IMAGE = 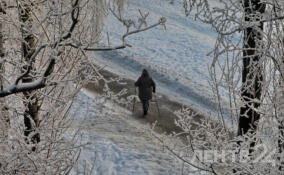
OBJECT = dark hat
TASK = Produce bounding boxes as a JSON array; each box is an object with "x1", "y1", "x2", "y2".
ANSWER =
[{"x1": 141, "y1": 69, "x2": 150, "y2": 77}]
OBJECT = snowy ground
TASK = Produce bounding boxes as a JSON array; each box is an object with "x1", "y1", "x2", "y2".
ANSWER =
[
  {"x1": 90, "y1": 0, "x2": 227, "y2": 117},
  {"x1": 70, "y1": 1, "x2": 231, "y2": 174},
  {"x1": 70, "y1": 90, "x2": 188, "y2": 175}
]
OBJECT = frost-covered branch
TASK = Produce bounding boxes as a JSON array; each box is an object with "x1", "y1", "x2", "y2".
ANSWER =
[
  {"x1": 65, "y1": 42, "x2": 129, "y2": 51},
  {"x1": 65, "y1": 14, "x2": 166, "y2": 51},
  {"x1": 65, "y1": 13, "x2": 166, "y2": 51},
  {"x1": 0, "y1": 58, "x2": 55, "y2": 97},
  {"x1": 110, "y1": 7, "x2": 167, "y2": 45},
  {"x1": 1, "y1": 0, "x2": 80, "y2": 97},
  {"x1": 122, "y1": 17, "x2": 167, "y2": 43}
]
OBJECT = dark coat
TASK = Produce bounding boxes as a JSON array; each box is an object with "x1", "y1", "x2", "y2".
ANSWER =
[{"x1": 135, "y1": 72, "x2": 156, "y2": 101}]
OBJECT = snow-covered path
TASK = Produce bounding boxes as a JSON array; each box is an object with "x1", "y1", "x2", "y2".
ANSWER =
[{"x1": 71, "y1": 90, "x2": 183, "y2": 175}]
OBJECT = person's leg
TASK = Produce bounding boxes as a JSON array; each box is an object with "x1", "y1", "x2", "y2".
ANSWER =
[
  {"x1": 144, "y1": 100, "x2": 149, "y2": 115},
  {"x1": 143, "y1": 100, "x2": 149, "y2": 115},
  {"x1": 142, "y1": 100, "x2": 147, "y2": 116}
]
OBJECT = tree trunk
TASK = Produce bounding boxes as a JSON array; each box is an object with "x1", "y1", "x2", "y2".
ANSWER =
[
  {"x1": 0, "y1": 2, "x2": 5, "y2": 89},
  {"x1": 277, "y1": 58, "x2": 284, "y2": 170},
  {"x1": 238, "y1": 0, "x2": 265, "y2": 143},
  {"x1": 0, "y1": 3, "x2": 9, "y2": 138},
  {"x1": 279, "y1": 125, "x2": 284, "y2": 170},
  {"x1": 19, "y1": 4, "x2": 40, "y2": 147}
]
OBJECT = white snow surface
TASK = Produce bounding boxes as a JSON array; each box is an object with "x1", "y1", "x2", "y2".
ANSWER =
[
  {"x1": 70, "y1": 90, "x2": 190, "y2": 175},
  {"x1": 91, "y1": 0, "x2": 228, "y2": 117},
  {"x1": 70, "y1": 1, "x2": 230, "y2": 174}
]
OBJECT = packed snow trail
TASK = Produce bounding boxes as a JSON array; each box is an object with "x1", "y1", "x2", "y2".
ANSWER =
[
  {"x1": 70, "y1": 90, "x2": 185, "y2": 175},
  {"x1": 91, "y1": 0, "x2": 228, "y2": 117}
]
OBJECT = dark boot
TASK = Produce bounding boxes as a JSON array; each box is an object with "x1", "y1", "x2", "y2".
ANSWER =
[{"x1": 144, "y1": 110, "x2": 147, "y2": 116}]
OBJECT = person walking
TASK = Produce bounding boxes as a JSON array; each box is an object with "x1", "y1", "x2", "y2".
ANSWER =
[{"x1": 135, "y1": 69, "x2": 156, "y2": 116}]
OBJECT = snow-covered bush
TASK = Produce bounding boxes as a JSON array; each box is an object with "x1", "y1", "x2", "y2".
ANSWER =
[{"x1": 154, "y1": 0, "x2": 284, "y2": 174}]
